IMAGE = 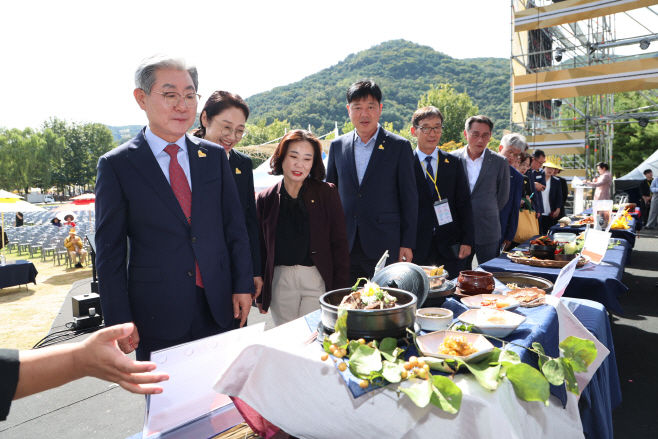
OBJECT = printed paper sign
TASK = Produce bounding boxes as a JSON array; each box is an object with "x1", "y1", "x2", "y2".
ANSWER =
[
  {"x1": 581, "y1": 229, "x2": 611, "y2": 264},
  {"x1": 551, "y1": 256, "x2": 580, "y2": 298}
]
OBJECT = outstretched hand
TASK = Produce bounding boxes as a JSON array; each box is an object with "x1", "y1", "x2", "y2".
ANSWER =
[{"x1": 76, "y1": 323, "x2": 169, "y2": 394}]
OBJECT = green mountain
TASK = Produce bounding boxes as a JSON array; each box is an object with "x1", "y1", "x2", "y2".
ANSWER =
[{"x1": 245, "y1": 40, "x2": 510, "y2": 137}]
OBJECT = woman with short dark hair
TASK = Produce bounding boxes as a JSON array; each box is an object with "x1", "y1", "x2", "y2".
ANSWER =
[
  {"x1": 256, "y1": 130, "x2": 350, "y2": 326},
  {"x1": 584, "y1": 162, "x2": 612, "y2": 200}
]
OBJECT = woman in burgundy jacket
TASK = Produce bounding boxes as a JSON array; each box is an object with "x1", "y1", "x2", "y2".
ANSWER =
[{"x1": 256, "y1": 130, "x2": 350, "y2": 326}]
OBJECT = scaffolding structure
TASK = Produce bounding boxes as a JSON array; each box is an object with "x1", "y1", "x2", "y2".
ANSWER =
[{"x1": 510, "y1": 0, "x2": 658, "y2": 180}]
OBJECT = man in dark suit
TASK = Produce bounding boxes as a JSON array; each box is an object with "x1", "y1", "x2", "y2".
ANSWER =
[
  {"x1": 95, "y1": 55, "x2": 253, "y2": 361},
  {"x1": 527, "y1": 149, "x2": 547, "y2": 216},
  {"x1": 450, "y1": 116, "x2": 510, "y2": 268},
  {"x1": 410, "y1": 106, "x2": 474, "y2": 278},
  {"x1": 326, "y1": 80, "x2": 417, "y2": 283},
  {"x1": 639, "y1": 169, "x2": 653, "y2": 225},
  {"x1": 498, "y1": 133, "x2": 526, "y2": 251}
]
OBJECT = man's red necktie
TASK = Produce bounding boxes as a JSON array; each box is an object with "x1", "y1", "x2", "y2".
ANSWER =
[{"x1": 164, "y1": 144, "x2": 203, "y2": 288}]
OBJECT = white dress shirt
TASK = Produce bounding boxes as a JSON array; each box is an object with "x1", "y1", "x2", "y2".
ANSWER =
[
  {"x1": 542, "y1": 176, "x2": 552, "y2": 216},
  {"x1": 145, "y1": 127, "x2": 193, "y2": 190},
  {"x1": 464, "y1": 147, "x2": 485, "y2": 193},
  {"x1": 415, "y1": 147, "x2": 439, "y2": 180}
]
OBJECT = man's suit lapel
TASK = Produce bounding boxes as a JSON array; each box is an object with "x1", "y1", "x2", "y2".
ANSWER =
[
  {"x1": 472, "y1": 148, "x2": 493, "y2": 193},
  {"x1": 361, "y1": 129, "x2": 386, "y2": 187},
  {"x1": 126, "y1": 130, "x2": 189, "y2": 227},
  {"x1": 187, "y1": 135, "x2": 206, "y2": 226},
  {"x1": 341, "y1": 134, "x2": 359, "y2": 187}
]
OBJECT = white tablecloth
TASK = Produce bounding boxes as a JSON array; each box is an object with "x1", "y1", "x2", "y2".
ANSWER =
[{"x1": 214, "y1": 317, "x2": 588, "y2": 439}]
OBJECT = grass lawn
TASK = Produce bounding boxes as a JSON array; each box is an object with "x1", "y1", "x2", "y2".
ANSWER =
[{"x1": 0, "y1": 247, "x2": 93, "y2": 350}]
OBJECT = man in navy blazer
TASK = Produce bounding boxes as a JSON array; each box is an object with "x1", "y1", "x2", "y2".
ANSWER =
[
  {"x1": 527, "y1": 149, "x2": 547, "y2": 215},
  {"x1": 410, "y1": 106, "x2": 474, "y2": 278},
  {"x1": 326, "y1": 80, "x2": 417, "y2": 283},
  {"x1": 498, "y1": 134, "x2": 527, "y2": 251},
  {"x1": 95, "y1": 55, "x2": 253, "y2": 361}
]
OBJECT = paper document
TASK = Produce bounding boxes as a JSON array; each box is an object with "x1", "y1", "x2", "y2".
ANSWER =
[
  {"x1": 581, "y1": 229, "x2": 611, "y2": 264},
  {"x1": 551, "y1": 256, "x2": 579, "y2": 298}
]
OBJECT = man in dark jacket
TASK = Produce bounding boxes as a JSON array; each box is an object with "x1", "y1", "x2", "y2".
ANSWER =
[
  {"x1": 639, "y1": 169, "x2": 653, "y2": 225},
  {"x1": 410, "y1": 106, "x2": 474, "y2": 278}
]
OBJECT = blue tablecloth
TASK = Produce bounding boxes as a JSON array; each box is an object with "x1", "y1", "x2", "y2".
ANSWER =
[
  {"x1": 550, "y1": 217, "x2": 637, "y2": 248},
  {"x1": 562, "y1": 298, "x2": 621, "y2": 439},
  {"x1": 0, "y1": 260, "x2": 38, "y2": 289},
  {"x1": 480, "y1": 238, "x2": 630, "y2": 314}
]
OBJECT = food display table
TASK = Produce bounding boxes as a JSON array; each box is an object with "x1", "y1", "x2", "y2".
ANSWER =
[
  {"x1": 0, "y1": 260, "x2": 38, "y2": 289},
  {"x1": 479, "y1": 238, "x2": 630, "y2": 314},
  {"x1": 549, "y1": 217, "x2": 637, "y2": 249},
  {"x1": 212, "y1": 293, "x2": 619, "y2": 439}
]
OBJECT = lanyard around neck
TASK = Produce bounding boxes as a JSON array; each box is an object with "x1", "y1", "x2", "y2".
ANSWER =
[{"x1": 420, "y1": 159, "x2": 441, "y2": 200}]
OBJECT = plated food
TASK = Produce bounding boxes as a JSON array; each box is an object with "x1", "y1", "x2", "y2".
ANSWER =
[
  {"x1": 339, "y1": 282, "x2": 399, "y2": 310},
  {"x1": 530, "y1": 236, "x2": 558, "y2": 246},
  {"x1": 457, "y1": 309, "x2": 527, "y2": 338},
  {"x1": 461, "y1": 294, "x2": 520, "y2": 311},
  {"x1": 416, "y1": 330, "x2": 495, "y2": 363},
  {"x1": 438, "y1": 335, "x2": 478, "y2": 357},
  {"x1": 507, "y1": 287, "x2": 546, "y2": 307}
]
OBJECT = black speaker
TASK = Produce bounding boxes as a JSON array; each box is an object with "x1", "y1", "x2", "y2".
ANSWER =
[{"x1": 72, "y1": 292, "x2": 102, "y2": 319}]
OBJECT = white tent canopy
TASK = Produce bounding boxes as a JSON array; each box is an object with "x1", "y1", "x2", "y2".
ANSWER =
[{"x1": 617, "y1": 149, "x2": 658, "y2": 180}]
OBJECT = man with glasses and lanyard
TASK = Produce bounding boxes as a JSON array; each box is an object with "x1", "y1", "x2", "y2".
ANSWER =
[
  {"x1": 451, "y1": 115, "x2": 510, "y2": 268},
  {"x1": 498, "y1": 133, "x2": 527, "y2": 252},
  {"x1": 95, "y1": 55, "x2": 253, "y2": 361},
  {"x1": 410, "y1": 107, "x2": 474, "y2": 279}
]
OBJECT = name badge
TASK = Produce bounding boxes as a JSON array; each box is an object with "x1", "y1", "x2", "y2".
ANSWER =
[
  {"x1": 536, "y1": 175, "x2": 542, "y2": 179},
  {"x1": 433, "y1": 199, "x2": 453, "y2": 226}
]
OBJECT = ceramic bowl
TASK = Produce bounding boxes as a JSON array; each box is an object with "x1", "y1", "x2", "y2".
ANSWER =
[
  {"x1": 552, "y1": 233, "x2": 577, "y2": 243},
  {"x1": 457, "y1": 309, "x2": 526, "y2": 338},
  {"x1": 456, "y1": 270, "x2": 496, "y2": 296},
  {"x1": 415, "y1": 308, "x2": 453, "y2": 332}
]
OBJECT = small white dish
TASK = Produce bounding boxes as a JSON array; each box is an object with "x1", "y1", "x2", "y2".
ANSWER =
[
  {"x1": 553, "y1": 233, "x2": 577, "y2": 243},
  {"x1": 416, "y1": 330, "x2": 495, "y2": 363},
  {"x1": 460, "y1": 294, "x2": 520, "y2": 311},
  {"x1": 457, "y1": 309, "x2": 526, "y2": 338},
  {"x1": 416, "y1": 308, "x2": 453, "y2": 332}
]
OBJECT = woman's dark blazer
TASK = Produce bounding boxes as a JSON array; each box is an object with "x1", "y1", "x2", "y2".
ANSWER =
[
  {"x1": 228, "y1": 149, "x2": 261, "y2": 277},
  {"x1": 256, "y1": 178, "x2": 350, "y2": 311}
]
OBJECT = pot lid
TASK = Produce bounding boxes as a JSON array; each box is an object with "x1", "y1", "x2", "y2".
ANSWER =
[{"x1": 372, "y1": 262, "x2": 429, "y2": 307}]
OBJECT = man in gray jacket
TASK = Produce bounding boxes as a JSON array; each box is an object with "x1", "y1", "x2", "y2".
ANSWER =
[{"x1": 451, "y1": 115, "x2": 510, "y2": 268}]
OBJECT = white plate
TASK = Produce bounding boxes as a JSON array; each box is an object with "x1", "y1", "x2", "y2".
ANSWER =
[
  {"x1": 460, "y1": 294, "x2": 520, "y2": 311},
  {"x1": 457, "y1": 309, "x2": 526, "y2": 338},
  {"x1": 416, "y1": 330, "x2": 495, "y2": 363}
]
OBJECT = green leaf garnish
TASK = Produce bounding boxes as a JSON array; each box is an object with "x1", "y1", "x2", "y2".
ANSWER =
[
  {"x1": 430, "y1": 375, "x2": 463, "y2": 414},
  {"x1": 399, "y1": 378, "x2": 433, "y2": 408},
  {"x1": 559, "y1": 336, "x2": 597, "y2": 373},
  {"x1": 505, "y1": 363, "x2": 550, "y2": 406}
]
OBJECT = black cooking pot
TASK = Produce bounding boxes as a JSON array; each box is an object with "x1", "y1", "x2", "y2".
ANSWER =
[{"x1": 319, "y1": 287, "x2": 417, "y2": 340}]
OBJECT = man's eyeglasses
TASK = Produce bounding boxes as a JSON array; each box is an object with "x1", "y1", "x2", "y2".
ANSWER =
[
  {"x1": 212, "y1": 119, "x2": 249, "y2": 139},
  {"x1": 153, "y1": 91, "x2": 201, "y2": 108},
  {"x1": 468, "y1": 131, "x2": 492, "y2": 141},
  {"x1": 415, "y1": 126, "x2": 444, "y2": 134}
]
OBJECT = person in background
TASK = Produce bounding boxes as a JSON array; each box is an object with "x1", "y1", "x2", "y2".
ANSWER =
[
  {"x1": 410, "y1": 106, "x2": 474, "y2": 279},
  {"x1": 497, "y1": 133, "x2": 526, "y2": 252},
  {"x1": 528, "y1": 149, "x2": 546, "y2": 216},
  {"x1": 51, "y1": 217, "x2": 62, "y2": 228},
  {"x1": 193, "y1": 91, "x2": 262, "y2": 326},
  {"x1": 1, "y1": 323, "x2": 169, "y2": 422},
  {"x1": 518, "y1": 154, "x2": 534, "y2": 204},
  {"x1": 639, "y1": 169, "x2": 653, "y2": 225},
  {"x1": 326, "y1": 80, "x2": 417, "y2": 283},
  {"x1": 257, "y1": 130, "x2": 350, "y2": 326},
  {"x1": 450, "y1": 115, "x2": 510, "y2": 268},
  {"x1": 539, "y1": 162, "x2": 563, "y2": 234},
  {"x1": 62, "y1": 214, "x2": 76, "y2": 227},
  {"x1": 584, "y1": 162, "x2": 612, "y2": 200},
  {"x1": 555, "y1": 168, "x2": 570, "y2": 218},
  {"x1": 14, "y1": 212, "x2": 23, "y2": 227},
  {"x1": 645, "y1": 175, "x2": 658, "y2": 229},
  {"x1": 64, "y1": 228, "x2": 87, "y2": 268}
]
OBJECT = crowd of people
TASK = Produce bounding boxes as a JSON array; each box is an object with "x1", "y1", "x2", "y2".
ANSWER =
[{"x1": 2, "y1": 53, "x2": 646, "y2": 419}]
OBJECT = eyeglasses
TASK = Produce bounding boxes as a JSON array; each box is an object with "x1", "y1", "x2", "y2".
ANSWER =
[
  {"x1": 415, "y1": 126, "x2": 444, "y2": 134},
  {"x1": 211, "y1": 119, "x2": 249, "y2": 139},
  {"x1": 152, "y1": 91, "x2": 201, "y2": 108},
  {"x1": 467, "y1": 131, "x2": 491, "y2": 141}
]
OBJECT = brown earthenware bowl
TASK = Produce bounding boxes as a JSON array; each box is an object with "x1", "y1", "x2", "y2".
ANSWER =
[{"x1": 456, "y1": 270, "x2": 496, "y2": 296}]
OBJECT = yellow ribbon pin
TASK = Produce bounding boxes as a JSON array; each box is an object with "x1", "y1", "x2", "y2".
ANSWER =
[
  {"x1": 445, "y1": 158, "x2": 449, "y2": 163},
  {"x1": 378, "y1": 144, "x2": 384, "y2": 150},
  {"x1": 235, "y1": 168, "x2": 242, "y2": 174},
  {"x1": 198, "y1": 150, "x2": 206, "y2": 157}
]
